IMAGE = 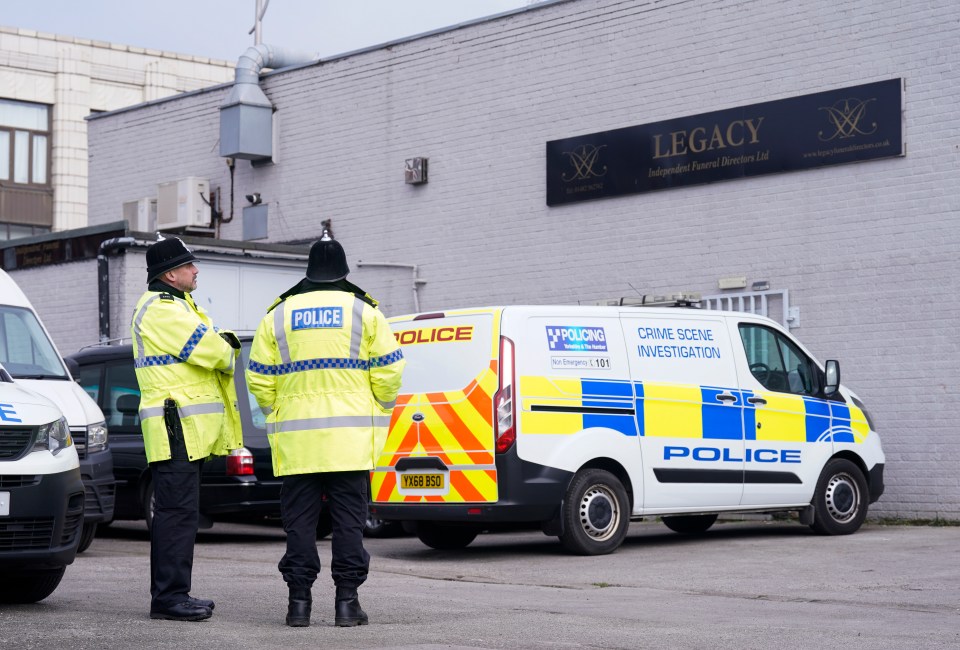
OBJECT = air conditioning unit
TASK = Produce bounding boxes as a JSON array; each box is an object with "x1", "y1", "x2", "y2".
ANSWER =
[
  {"x1": 122, "y1": 197, "x2": 157, "y2": 232},
  {"x1": 157, "y1": 177, "x2": 211, "y2": 230}
]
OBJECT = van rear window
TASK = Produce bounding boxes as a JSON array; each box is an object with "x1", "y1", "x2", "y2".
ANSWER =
[{"x1": 391, "y1": 313, "x2": 494, "y2": 394}]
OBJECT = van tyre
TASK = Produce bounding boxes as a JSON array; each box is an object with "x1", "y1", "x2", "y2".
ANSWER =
[
  {"x1": 559, "y1": 469, "x2": 630, "y2": 556},
  {"x1": 0, "y1": 567, "x2": 66, "y2": 603},
  {"x1": 415, "y1": 522, "x2": 479, "y2": 550},
  {"x1": 662, "y1": 514, "x2": 718, "y2": 535},
  {"x1": 810, "y1": 458, "x2": 868, "y2": 535}
]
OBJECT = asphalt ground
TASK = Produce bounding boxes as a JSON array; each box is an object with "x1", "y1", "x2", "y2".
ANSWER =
[{"x1": 1, "y1": 519, "x2": 958, "y2": 649}]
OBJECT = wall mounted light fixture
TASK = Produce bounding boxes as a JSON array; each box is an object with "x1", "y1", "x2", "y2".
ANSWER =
[{"x1": 404, "y1": 158, "x2": 428, "y2": 185}]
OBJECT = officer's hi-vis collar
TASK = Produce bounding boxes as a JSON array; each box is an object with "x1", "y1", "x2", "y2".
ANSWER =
[
  {"x1": 266, "y1": 278, "x2": 378, "y2": 313},
  {"x1": 148, "y1": 279, "x2": 187, "y2": 300}
]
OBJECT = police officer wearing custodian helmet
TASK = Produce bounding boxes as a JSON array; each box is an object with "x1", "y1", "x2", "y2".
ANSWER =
[
  {"x1": 131, "y1": 237, "x2": 243, "y2": 621},
  {"x1": 246, "y1": 235, "x2": 405, "y2": 627}
]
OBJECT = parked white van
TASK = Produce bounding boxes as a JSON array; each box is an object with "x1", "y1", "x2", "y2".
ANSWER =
[
  {"x1": 0, "y1": 269, "x2": 113, "y2": 552},
  {"x1": 370, "y1": 304, "x2": 885, "y2": 555},
  {"x1": 0, "y1": 361, "x2": 85, "y2": 602}
]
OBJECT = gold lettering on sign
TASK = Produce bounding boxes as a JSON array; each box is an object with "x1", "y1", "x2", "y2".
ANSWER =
[{"x1": 652, "y1": 117, "x2": 765, "y2": 159}]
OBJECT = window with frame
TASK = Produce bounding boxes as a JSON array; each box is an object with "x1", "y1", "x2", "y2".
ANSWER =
[
  {"x1": 738, "y1": 324, "x2": 819, "y2": 396},
  {"x1": 0, "y1": 99, "x2": 51, "y2": 187}
]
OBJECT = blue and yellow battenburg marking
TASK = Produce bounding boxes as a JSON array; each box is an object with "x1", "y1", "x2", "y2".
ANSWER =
[{"x1": 519, "y1": 376, "x2": 871, "y2": 443}]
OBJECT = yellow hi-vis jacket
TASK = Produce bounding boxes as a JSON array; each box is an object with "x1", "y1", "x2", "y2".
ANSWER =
[
  {"x1": 131, "y1": 288, "x2": 242, "y2": 463},
  {"x1": 245, "y1": 289, "x2": 405, "y2": 476}
]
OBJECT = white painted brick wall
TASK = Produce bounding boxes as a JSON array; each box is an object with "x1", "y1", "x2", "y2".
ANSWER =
[
  {"x1": 85, "y1": 0, "x2": 960, "y2": 519},
  {"x1": 8, "y1": 260, "x2": 101, "y2": 356}
]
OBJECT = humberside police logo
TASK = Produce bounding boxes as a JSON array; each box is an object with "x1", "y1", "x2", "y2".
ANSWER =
[{"x1": 546, "y1": 326, "x2": 607, "y2": 352}]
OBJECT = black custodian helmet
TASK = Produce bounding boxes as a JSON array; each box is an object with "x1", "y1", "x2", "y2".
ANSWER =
[
  {"x1": 306, "y1": 237, "x2": 350, "y2": 282},
  {"x1": 145, "y1": 237, "x2": 197, "y2": 282}
]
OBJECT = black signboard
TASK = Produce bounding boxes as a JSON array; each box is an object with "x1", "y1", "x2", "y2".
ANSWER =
[{"x1": 546, "y1": 79, "x2": 903, "y2": 206}]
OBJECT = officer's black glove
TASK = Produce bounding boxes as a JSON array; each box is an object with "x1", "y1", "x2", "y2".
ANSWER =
[{"x1": 219, "y1": 330, "x2": 241, "y2": 350}]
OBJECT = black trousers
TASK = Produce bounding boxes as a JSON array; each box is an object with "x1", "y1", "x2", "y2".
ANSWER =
[
  {"x1": 149, "y1": 426, "x2": 203, "y2": 609},
  {"x1": 278, "y1": 471, "x2": 370, "y2": 590}
]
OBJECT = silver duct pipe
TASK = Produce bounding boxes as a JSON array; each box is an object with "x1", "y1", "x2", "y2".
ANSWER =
[{"x1": 220, "y1": 44, "x2": 318, "y2": 161}]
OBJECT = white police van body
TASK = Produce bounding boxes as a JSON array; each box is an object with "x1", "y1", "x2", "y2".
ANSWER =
[
  {"x1": 0, "y1": 362, "x2": 85, "y2": 602},
  {"x1": 371, "y1": 305, "x2": 884, "y2": 555},
  {"x1": 0, "y1": 269, "x2": 113, "y2": 552}
]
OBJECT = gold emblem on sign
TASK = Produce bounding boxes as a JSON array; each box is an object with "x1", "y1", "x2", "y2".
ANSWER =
[
  {"x1": 562, "y1": 144, "x2": 608, "y2": 182},
  {"x1": 818, "y1": 98, "x2": 878, "y2": 141}
]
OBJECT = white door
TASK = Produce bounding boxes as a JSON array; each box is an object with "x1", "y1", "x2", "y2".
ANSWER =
[{"x1": 620, "y1": 313, "x2": 745, "y2": 510}]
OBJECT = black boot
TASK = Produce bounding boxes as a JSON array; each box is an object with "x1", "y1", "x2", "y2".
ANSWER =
[
  {"x1": 286, "y1": 587, "x2": 312, "y2": 627},
  {"x1": 334, "y1": 586, "x2": 368, "y2": 627}
]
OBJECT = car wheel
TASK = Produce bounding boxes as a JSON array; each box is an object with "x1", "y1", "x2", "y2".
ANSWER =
[
  {"x1": 810, "y1": 458, "x2": 868, "y2": 535},
  {"x1": 142, "y1": 480, "x2": 155, "y2": 533},
  {"x1": 76, "y1": 522, "x2": 98, "y2": 553},
  {"x1": 364, "y1": 513, "x2": 403, "y2": 538},
  {"x1": 559, "y1": 469, "x2": 630, "y2": 556},
  {"x1": 0, "y1": 567, "x2": 66, "y2": 604},
  {"x1": 662, "y1": 514, "x2": 718, "y2": 535},
  {"x1": 415, "y1": 522, "x2": 479, "y2": 550}
]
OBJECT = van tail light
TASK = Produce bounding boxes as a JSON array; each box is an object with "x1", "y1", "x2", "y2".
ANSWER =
[
  {"x1": 494, "y1": 336, "x2": 516, "y2": 454},
  {"x1": 226, "y1": 447, "x2": 255, "y2": 476}
]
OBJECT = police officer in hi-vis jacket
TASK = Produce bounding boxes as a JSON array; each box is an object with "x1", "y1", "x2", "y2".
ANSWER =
[
  {"x1": 246, "y1": 235, "x2": 404, "y2": 628},
  {"x1": 131, "y1": 237, "x2": 243, "y2": 621}
]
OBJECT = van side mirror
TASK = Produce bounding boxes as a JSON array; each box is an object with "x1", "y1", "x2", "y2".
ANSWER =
[{"x1": 824, "y1": 360, "x2": 840, "y2": 396}]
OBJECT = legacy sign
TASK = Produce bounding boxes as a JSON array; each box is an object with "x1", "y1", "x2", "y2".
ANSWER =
[{"x1": 546, "y1": 79, "x2": 903, "y2": 206}]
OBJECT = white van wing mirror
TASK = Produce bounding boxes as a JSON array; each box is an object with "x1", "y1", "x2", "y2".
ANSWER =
[{"x1": 824, "y1": 360, "x2": 840, "y2": 396}]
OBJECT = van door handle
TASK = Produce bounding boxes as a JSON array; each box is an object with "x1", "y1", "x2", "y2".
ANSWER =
[
  {"x1": 715, "y1": 392, "x2": 738, "y2": 403},
  {"x1": 747, "y1": 396, "x2": 767, "y2": 405}
]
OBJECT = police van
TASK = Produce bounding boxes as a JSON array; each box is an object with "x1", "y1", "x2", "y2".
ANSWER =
[
  {"x1": 370, "y1": 304, "x2": 884, "y2": 555},
  {"x1": 0, "y1": 362, "x2": 85, "y2": 602},
  {"x1": 0, "y1": 269, "x2": 113, "y2": 552}
]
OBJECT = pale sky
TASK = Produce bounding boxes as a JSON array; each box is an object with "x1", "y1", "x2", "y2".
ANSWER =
[{"x1": 2, "y1": 0, "x2": 540, "y2": 62}]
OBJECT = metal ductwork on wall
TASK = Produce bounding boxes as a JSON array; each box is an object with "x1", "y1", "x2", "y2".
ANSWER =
[{"x1": 219, "y1": 44, "x2": 318, "y2": 161}]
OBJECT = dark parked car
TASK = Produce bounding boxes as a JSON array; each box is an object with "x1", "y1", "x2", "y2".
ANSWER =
[
  {"x1": 66, "y1": 338, "x2": 304, "y2": 532},
  {"x1": 66, "y1": 338, "x2": 407, "y2": 537}
]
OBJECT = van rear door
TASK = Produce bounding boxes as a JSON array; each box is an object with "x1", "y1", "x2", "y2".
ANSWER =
[{"x1": 372, "y1": 309, "x2": 500, "y2": 505}]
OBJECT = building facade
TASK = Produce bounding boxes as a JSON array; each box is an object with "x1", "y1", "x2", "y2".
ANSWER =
[
  {"x1": 0, "y1": 26, "x2": 234, "y2": 239},
  {"x1": 13, "y1": 0, "x2": 960, "y2": 519}
]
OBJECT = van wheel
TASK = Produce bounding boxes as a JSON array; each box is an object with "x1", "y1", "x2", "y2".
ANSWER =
[
  {"x1": 559, "y1": 469, "x2": 630, "y2": 556},
  {"x1": 77, "y1": 522, "x2": 98, "y2": 553},
  {"x1": 662, "y1": 514, "x2": 718, "y2": 535},
  {"x1": 415, "y1": 522, "x2": 479, "y2": 550},
  {"x1": 810, "y1": 458, "x2": 868, "y2": 535},
  {"x1": 0, "y1": 567, "x2": 66, "y2": 603}
]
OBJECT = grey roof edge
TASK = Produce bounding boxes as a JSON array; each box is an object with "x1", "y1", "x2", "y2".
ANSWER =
[
  {"x1": 0, "y1": 220, "x2": 309, "y2": 260},
  {"x1": 86, "y1": 0, "x2": 572, "y2": 121}
]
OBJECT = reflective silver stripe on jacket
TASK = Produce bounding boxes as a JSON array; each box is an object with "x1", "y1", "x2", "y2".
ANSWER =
[
  {"x1": 178, "y1": 402, "x2": 225, "y2": 418},
  {"x1": 266, "y1": 415, "x2": 392, "y2": 434},
  {"x1": 274, "y1": 302, "x2": 291, "y2": 364},
  {"x1": 348, "y1": 297, "x2": 364, "y2": 360},
  {"x1": 132, "y1": 292, "x2": 192, "y2": 363},
  {"x1": 139, "y1": 406, "x2": 165, "y2": 420},
  {"x1": 376, "y1": 397, "x2": 396, "y2": 410},
  {"x1": 132, "y1": 294, "x2": 162, "y2": 361}
]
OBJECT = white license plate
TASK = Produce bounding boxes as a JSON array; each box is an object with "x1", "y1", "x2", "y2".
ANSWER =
[{"x1": 0, "y1": 491, "x2": 9, "y2": 516}]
